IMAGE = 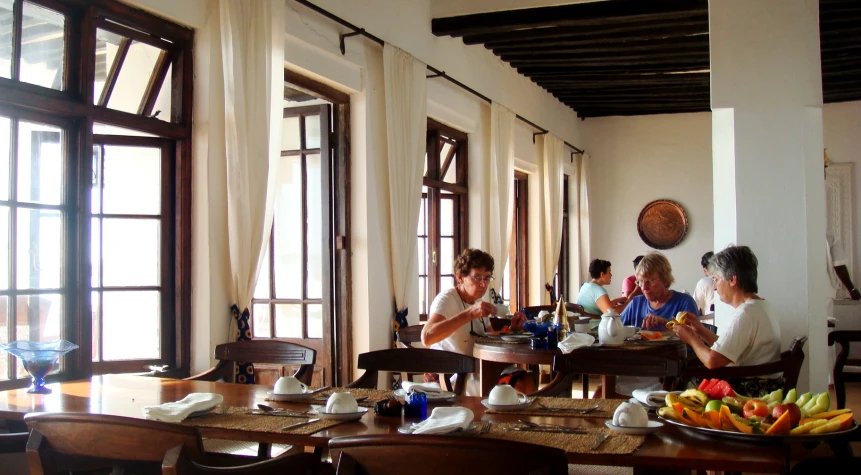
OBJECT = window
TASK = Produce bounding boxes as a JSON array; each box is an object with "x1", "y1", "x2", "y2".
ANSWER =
[
  {"x1": 499, "y1": 171, "x2": 528, "y2": 311},
  {"x1": 554, "y1": 175, "x2": 570, "y2": 301},
  {"x1": 0, "y1": 0, "x2": 192, "y2": 387},
  {"x1": 418, "y1": 119, "x2": 468, "y2": 321}
]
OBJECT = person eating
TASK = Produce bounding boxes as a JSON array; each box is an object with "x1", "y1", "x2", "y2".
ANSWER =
[
  {"x1": 620, "y1": 252, "x2": 698, "y2": 330},
  {"x1": 576, "y1": 259, "x2": 629, "y2": 316}
]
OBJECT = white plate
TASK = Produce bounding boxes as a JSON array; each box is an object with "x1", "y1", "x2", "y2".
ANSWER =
[
  {"x1": 393, "y1": 388, "x2": 456, "y2": 401},
  {"x1": 398, "y1": 421, "x2": 479, "y2": 435},
  {"x1": 310, "y1": 405, "x2": 369, "y2": 421},
  {"x1": 481, "y1": 398, "x2": 533, "y2": 412},
  {"x1": 604, "y1": 420, "x2": 663, "y2": 435},
  {"x1": 266, "y1": 391, "x2": 314, "y2": 402}
]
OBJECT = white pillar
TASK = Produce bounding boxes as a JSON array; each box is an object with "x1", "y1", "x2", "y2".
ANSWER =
[{"x1": 710, "y1": 0, "x2": 828, "y2": 393}]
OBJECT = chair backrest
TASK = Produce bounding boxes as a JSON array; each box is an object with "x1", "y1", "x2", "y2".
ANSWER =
[
  {"x1": 329, "y1": 434, "x2": 567, "y2": 475},
  {"x1": 552, "y1": 346, "x2": 685, "y2": 378},
  {"x1": 679, "y1": 335, "x2": 808, "y2": 393},
  {"x1": 396, "y1": 325, "x2": 424, "y2": 348},
  {"x1": 186, "y1": 340, "x2": 317, "y2": 384},
  {"x1": 0, "y1": 431, "x2": 28, "y2": 454},
  {"x1": 346, "y1": 349, "x2": 476, "y2": 395},
  {"x1": 827, "y1": 330, "x2": 861, "y2": 410},
  {"x1": 25, "y1": 413, "x2": 203, "y2": 475},
  {"x1": 162, "y1": 444, "x2": 325, "y2": 475}
]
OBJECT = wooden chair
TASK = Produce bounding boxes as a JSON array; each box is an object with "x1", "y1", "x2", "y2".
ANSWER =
[
  {"x1": 829, "y1": 331, "x2": 861, "y2": 410},
  {"x1": 0, "y1": 431, "x2": 29, "y2": 475},
  {"x1": 345, "y1": 349, "x2": 475, "y2": 395},
  {"x1": 186, "y1": 339, "x2": 316, "y2": 385},
  {"x1": 396, "y1": 325, "x2": 424, "y2": 347},
  {"x1": 329, "y1": 434, "x2": 567, "y2": 475},
  {"x1": 677, "y1": 335, "x2": 808, "y2": 394},
  {"x1": 162, "y1": 445, "x2": 327, "y2": 475}
]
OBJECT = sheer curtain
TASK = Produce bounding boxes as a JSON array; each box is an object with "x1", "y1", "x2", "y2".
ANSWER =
[
  {"x1": 489, "y1": 102, "x2": 515, "y2": 281},
  {"x1": 217, "y1": 0, "x2": 284, "y2": 381},
  {"x1": 541, "y1": 134, "x2": 565, "y2": 303},
  {"x1": 578, "y1": 154, "x2": 592, "y2": 286},
  {"x1": 383, "y1": 44, "x2": 427, "y2": 338}
]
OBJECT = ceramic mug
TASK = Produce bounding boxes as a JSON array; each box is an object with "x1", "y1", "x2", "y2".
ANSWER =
[
  {"x1": 488, "y1": 384, "x2": 526, "y2": 405},
  {"x1": 274, "y1": 376, "x2": 309, "y2": 395},
  {"x1": 573, "y1": 318, "x2": 591, "y2": 333},
  {"x1": 623, "y1": 326, "x2": 639, "y2": 338},
  {"x1": 326, "y1": 392, "x2": 358, "y2": 414}
]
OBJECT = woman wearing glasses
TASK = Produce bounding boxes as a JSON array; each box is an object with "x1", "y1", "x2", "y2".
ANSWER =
[
  {"x1": 421, "y1": 248, "x2": 527, "y2": 395},
  {"x1": 620, "y1": 252, "x2": 699, "y2": 330}
]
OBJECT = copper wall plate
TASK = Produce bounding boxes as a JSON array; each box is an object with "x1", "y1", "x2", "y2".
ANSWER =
[{"x1": 637, "y1": 200, "x2": 688, "y2": 250}]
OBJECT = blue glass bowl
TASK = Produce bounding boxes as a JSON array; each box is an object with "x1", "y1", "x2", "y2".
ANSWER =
[{"x1": 0, "y1": 340, "x2": 79, "y2": 394}]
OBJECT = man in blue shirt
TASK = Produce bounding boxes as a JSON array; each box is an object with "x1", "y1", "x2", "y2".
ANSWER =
[{"x1": 621, "y1": 252, "x2": 699, "y2": 329}]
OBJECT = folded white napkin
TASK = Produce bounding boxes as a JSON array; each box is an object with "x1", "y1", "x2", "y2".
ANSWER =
[
  {"x1": 402, "y1": 381, "x2": 443, "y2": 394},
  {"x1": 411, "y1": 407, "x2": 474, "y2": 435},
  {"x1": 557, "y1": 332, "x2": 595, "y2": 354},
  {"x1": 143, "y1": 392, "x2": 223, "y2": 423},
  {"x1": 631, "y1": 389, "x2": 674, "y2": 407}
]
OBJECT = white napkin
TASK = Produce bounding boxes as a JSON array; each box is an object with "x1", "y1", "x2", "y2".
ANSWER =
[
  {"x1": 143, "y1": 392, "x2": 223, "y2": 423},
  {"x1": 411, "y1": 407, "x2": 474, "y2": 435},
  {"x1": 632, "y1": 389, "x2": 675, "y2": 407},
  {"x1": 402, "y1": 381, "x2": 443, "y2": 394},
  {"x1": 557, "y1": 332, "x2": 595, "y2": 354}
]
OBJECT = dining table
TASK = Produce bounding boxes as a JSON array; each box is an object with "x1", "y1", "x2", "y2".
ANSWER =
[{"x1": 0, "y1": 374, "x2": 798, "y2": 474}]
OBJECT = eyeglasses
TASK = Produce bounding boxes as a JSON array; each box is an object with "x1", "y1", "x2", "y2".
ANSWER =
[
  {"x1": 635, "y1": 278, "x2": 661, "y2": 288},
  {"x1": 711, "y1": 275, "x2": 725, "y2": 285},
  {"x1": 466, "y1": 274, "x2": 495, "y2": 284}
]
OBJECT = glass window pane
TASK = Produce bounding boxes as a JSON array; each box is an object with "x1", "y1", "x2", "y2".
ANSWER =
[
  {"x1": 17, "y1": 122, "x2": 62, "y2": 205},
  {"x1": 252, "y1": 303, "x2": 270, "y2": 338},
  {"x1": 417, "y1": 196, "x2": 426, "y2": 235},
  {"x1": 102, "y1": 290, "x2": 160, "y2": 360},
  {"x1": 101, "y1": 145, "x2": 161, "y2": 215},
  {"x1": 281, "y1": 116, "x2": 300, "y2": 151},
  {"x1": 17, "y1": 207, "x2": 62, "y2": 290},
  {"x1": 107, "y1": 41, "x2": 161, "y2": 114},
  {"x1": 418, "y1": 276, "x2": 426, "y2": 315},
  {"x1": 307, "y1": 304, "x2": 322, "y2": 339},
  {"x1": 102, "y1": 218, "x2": 159, "y2": 286},
  {"x1": 152, "y1": 64, "x2": 172, "y2": 121},
  {"x1": 440, "y1": 238, "x2": 453, "y2": 275},
  {"x1": 0, "y1": 207, "x2": 7, "y2": 289},
  {"x1": 423, "y1": 152, "x2": 427, "y2": 177},
  {"x1": 91, "y1": 291, "x2": 100, "y2": 361},
  {"x1": 274, "y1": 303, "x2": 301, "y2": 338},
  {"x1": 304, "y1": 115, "x2": 321, "y2": 149},
  {"x1": 306, "y1": 154, "x2": 321, "y2": 299},
  {"x1": 443, "y1": 154, "x2": 457, "y2": 183},
  {"x1": 441, "y1": 276, "x2": 454, "y2": 293},
  {"x1": 93, "y1": 122, "x2": 156, "y2": 137},
  {"x1": 0, "y1": 0, "x2": 11, "y2": 80},
  {"x1": 91, "y1": 145, "x2": 101, "y2": 213},
  {"x1": 0, "y1": 116, "x2": 9, "y2": 200},
  {"x1": 441, "y1": 198, "x2": 453, "y2": 236},
  {"x1": 416, "y1": 238, "x2": 425, "y2": 275},
  {"x1": 20, "y1": 2, "x2": 65, "y2": 90},
  {"x1": 274, "y1": 155, "x2": 302, "y2": 299},
  {"x1": 0, "y1": 296, "x2": 7, "y2": 380},
  {"x1": 14, "y1": 294, "x2": 60, "y2": 343},
  {"x1": 94, "y1": 28, "x2": 124, "y2": 103},
  {"x1": 253, "y1": 244, "x2": 270, "y2": 299},
  {"x1": 90, "y1": 217, "x2": 100, "y2": 287}
]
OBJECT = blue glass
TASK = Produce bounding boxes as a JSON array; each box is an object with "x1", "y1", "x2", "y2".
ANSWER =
[
  {"x1": 404, "y1": 391, "x2": 428, "y2": 419},
  {"x1": 0, "y1": 340, "x2": 79, "y2": 394},
  {"x1": 546, "y1": 327, "x2": 557, "y2": 348},
  {"x1": 522, "y1": 320, "x2": 552, "y2": 337}
]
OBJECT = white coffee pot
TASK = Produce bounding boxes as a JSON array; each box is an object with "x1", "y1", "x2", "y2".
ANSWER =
[{"x1": 598, "y1": 309, "x2": 624, "y2": 345}]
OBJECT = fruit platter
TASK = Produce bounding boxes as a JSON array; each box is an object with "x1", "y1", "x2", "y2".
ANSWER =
[{"x1": 657, "y1": 379, "x2": 857, "y2": 443}]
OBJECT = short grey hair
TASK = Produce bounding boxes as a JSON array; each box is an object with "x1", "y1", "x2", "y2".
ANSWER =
[
  {"x1": 635, "y1": 252, "x2": 674, "y2": 287},
  {"x1": 708, "y1": 245, "x2": 759, "y2": 293}
]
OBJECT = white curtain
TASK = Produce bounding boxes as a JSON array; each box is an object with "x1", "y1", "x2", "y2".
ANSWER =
[
  {"x1": 383, "y1": 44, "x2": 427, "y2": 334},
  {"x1": 541, "y1": 134, "x2": 565, "y2": 303},
  {"x1": 488, "y1": 102, "x2": 516, "y2": 276},
  {"x1": 578, "y1": 154, "x2": 592, "y2": 286},
  {"x1": 219, "y1": 0, "x2": 284, "y2": 336}
]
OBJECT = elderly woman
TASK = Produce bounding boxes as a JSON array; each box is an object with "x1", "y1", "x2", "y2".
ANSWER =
[
  {"x1": 421, "y1": 248, "x2": 527, "y2": 395},
  {"x1": 576, "y1": 259, "x2": 628, "y2": 315},
  {"x1": 673, "y1": 246, "x2": 781, "y2": 372},
  {"x1": 620, "y1": 252, "x2": 698, "y2": 330}
]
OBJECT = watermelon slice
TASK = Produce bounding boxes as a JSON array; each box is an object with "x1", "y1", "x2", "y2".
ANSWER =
[{"x1": 714, "y1": 380, "x2": 736, "y2": 398}]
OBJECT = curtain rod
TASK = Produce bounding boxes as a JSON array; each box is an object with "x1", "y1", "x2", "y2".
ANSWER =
[{"x1": 292, "y1": 0, "x2": 586, "y2": 156}]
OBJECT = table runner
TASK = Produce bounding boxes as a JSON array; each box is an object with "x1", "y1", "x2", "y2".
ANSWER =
[
  {"x1": 264, "y1": 387, "x2": 393, "y2": 407},
  {"x1": 485, "y1": 397, "x2": 626, "y2": 418},
  {"x1": 482, "y1": 422, "x2": 645, "y2": 455},
  {"x1": 182, "y1": 406, "x2": 347, "y2": 435}
]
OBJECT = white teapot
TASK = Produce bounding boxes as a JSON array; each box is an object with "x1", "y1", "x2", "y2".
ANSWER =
[
  {"x1": 613, "y1": 401, "x2": 649, "y2": 427},
  {"x1": 598, "y1": 309, "x2": 624, "y2": 345}
]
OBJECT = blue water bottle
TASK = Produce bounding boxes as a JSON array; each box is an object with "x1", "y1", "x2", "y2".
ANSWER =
[{"x1": 404, "y1": 391, "x2": 428, "y2": 419}]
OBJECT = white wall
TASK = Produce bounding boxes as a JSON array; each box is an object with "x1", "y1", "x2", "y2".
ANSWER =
[{"x1": 580, "y1": 112, "x2": 714, "y2": 299}]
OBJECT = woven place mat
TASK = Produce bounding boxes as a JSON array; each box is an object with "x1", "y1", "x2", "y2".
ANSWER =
[
  {"x1": 265, "y1": 387, "x2": 392, "y2": 407},
  {"x1": 482, "y1": 422, "x2": 645, "y2": 455},
  {"x1": 485, "y1": 397, "x2": 626, "y2": 418},
  {"x1": 181, "y1": 406, "x2": 345, "y2": 435}
]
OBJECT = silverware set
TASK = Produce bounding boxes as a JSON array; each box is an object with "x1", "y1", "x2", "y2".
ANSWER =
[
  {"x1": 505, "y1": 420, "x2": 586, "y2": 434},
  {"x1": 281, "y1": 418, "x2": 321, "y2": 431},
  {"x1": 590, "y1": 433, "x2": 610, "y2": 450}
]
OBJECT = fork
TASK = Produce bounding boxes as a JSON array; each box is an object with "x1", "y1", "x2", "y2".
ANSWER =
[
  {"x1": 474, "y1": 421, "x2": 491, "y2": 436},
  {"x1": 218, "y1": 404, "x2": 231, "y2": 415}
]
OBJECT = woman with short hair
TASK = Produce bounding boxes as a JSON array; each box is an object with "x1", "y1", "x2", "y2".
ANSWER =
[
  {"x1": 620, "y1": 252, "x2": 698, "y2": 329},
  {"x1": 576, "y1": 259, "x2": 627, "y2": 315}
]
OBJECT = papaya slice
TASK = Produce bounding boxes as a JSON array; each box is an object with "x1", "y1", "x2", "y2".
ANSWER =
[
  {"x1": 765, "y1": 409, "x2": 791, "y2": 435},
  {"x1": 719, "y1": 405, "x2": 737, "y2": 432},
  {"x1": 681, "y1": 407, "x2": 706, "y2": 427},
  {"x1": 702, "y1": 410, "x2": 721, "y2": 430},
  {"x1": 729, "y1": 413, "x2": 755, "y2": 434},
  {"x1": 829, "y1": 413, "x2": 855, "y2": 431}
]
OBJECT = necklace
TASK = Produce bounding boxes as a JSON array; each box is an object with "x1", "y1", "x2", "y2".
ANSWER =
[{"x1": 457, "y1": 285, "x2": 486, "y2": 336}]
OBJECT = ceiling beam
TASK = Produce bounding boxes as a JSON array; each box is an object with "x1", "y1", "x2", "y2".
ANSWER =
[
  {"x1": 502, "y1": 48, "x2": 708, "y2": 62},
  {"x1": 432, "y1": 0, "x2": 708, "y2": 38},
  {"x1": 466, "y1": 19, "x2": 708, "y2": 46},
  {"x1": 530, "y1": 72, "x2": 709, "y2": 87},
  {"x1": 520, "y1": 64, "x2": 710, "y2": 76},
  {"x1": 494, "y1": 35, "x2": 709, "y2": 57},
  {"x1": 508, "y1": 55, "x2": 709, "y2": 68},
  {"x1": 576, "y1": 106, "x2": 710, "y2": 118}
]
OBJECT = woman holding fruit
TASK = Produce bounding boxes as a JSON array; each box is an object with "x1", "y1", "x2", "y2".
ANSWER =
[{"x1": 673, "y1": 245, "x2": 783, "y2": 394}]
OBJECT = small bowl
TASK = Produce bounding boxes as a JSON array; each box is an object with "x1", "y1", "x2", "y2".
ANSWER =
[{"x1": 489, "y1": 316, "x2": 512, "y2": 331}]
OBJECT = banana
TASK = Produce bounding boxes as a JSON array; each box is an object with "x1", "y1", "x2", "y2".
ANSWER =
[
  {"x1": 680, "y1": 389, "x2": 709, "y2": 406},
  {"x1": 668, "y1": 393, "x2": 705, "y2": 412},
  {"x1": 665, "y1": 311, "x2": 694, "y2": 329},
  {"x1": 658, "y1": 406, "x2": 679, "y2": 421}
]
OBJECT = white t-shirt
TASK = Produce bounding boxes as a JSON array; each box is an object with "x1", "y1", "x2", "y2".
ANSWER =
[
  {"x1": 711, "y1": 299, "x2": 781, "y2": 367},
  {"x1": 693, "y1": 276, "x2": 715, "y2": 316},
  {"x1": 428, "y1": 288, "x2": 488, "y2": 395}
]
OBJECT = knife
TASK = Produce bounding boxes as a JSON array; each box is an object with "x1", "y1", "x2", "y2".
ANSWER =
[
  {"x1": 281, "y1": 418, "x2": 320, "y2": 431},
  {"x1": 590, "y1": 433, "x2": 610, "y2": 450},
  {"x1": 505, "y1": 427, "x2": 586, "y2": 434}
]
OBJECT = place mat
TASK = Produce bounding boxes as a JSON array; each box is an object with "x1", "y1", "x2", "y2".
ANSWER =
[
  {"x1": 181, "y1": 406, "x2": 345, "y2": 435},
  {"x1": 265, "y1": 387, "x2": 393, "y2": 407},
  {"x1": 485, "y1": 397, "x2": 626, "y2": 418},
  {"x1": 483, "y1": 422, "x2": 645, "y2": 455}
]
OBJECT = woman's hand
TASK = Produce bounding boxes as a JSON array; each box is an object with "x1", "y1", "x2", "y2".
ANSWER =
[
  {"x1": 610, "y1": 297, "x2": 627, "y2": 306},
  {"x1": 673, "y1": 322, "x2": 697, "y2": 345},
  {"x1": 510, "y1": 311, "x2": 527, "y2": 331},
  {"x1": 642, "y1": 314, "x2": 668, "y2": 330},
  {"x1": 468, "y1": 301, "x2": 495, "y2": 320}
]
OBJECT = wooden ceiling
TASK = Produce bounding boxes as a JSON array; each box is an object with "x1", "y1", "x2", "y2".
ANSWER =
[{"x1": 432, "y1": 0, "x2": 861, "y2": 118}]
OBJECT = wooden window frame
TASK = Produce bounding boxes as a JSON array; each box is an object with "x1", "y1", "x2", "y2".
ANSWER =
[{"x1": 507, "y1": 171, "x2": 529, "y2": 312}]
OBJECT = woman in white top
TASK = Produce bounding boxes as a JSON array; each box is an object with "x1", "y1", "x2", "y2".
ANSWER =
[{"x1": 673, "y1": 245, "x2": 782, "y2": 383}]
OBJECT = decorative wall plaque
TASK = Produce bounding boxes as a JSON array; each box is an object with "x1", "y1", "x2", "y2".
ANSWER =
[{"x1": 637, "y1": 200, "x2": 689, "y2": 250}]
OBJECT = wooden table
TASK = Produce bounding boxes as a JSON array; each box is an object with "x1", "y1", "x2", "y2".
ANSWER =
[
  {"x1": 0, "y1": 374, "x2": 791, "y2": 474},
  {"x1": 473, "y1": 340, "x2": 688, "y2": 398}
]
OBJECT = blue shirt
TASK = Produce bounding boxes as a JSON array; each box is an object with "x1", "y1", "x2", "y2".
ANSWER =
[
  {"x1": 576, "y1": 282, "x2": 608, "y2": 315},
  {"x1": 621, "y1": 291, "x2": 699, "y2": 329}
]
